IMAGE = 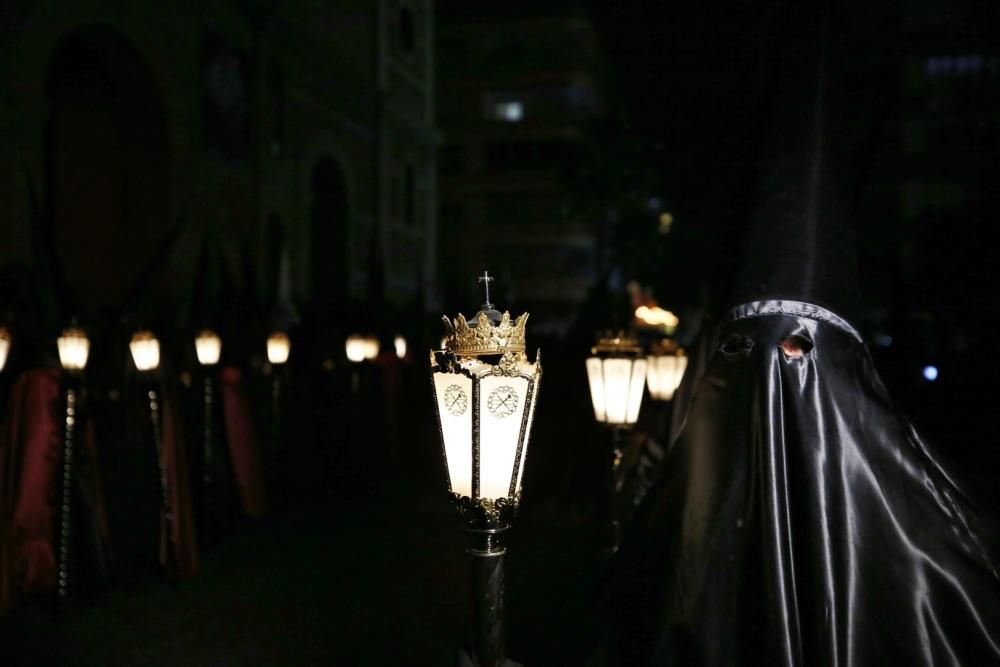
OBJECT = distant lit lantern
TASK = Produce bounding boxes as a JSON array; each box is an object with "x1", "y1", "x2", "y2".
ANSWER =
[
  {"x1": 57, "y1": 327, "x2": 90, "y2": 371},
  {"x1": 394, "y1": 335, "x2": 407, "y2": 360},
  {"x1": 0, "y1": 327, "x2": 10, "y2": 373},
  {"x1": 586, "y1": 332, "x2": 647, "y2": 554},
  {"x1": 130, "y1": 329, "x2": 172, "y2": 568},
  {"x1": 430, "y1": 271, "x2": 541, "y2": 666},
  {"x1": 267, "y1": 332, "x2": 291, "y2": 365},
  {"x1": 345, "y1": 334, "x2": 379, "y2": 363},
  {"x1": 634, "y1": 305, "x2": 679, "y2": 336},
  {"x1": 195, "y1": 330, "x2": 222, "y2": 366},
  {"x1": 646, "y1": 339, "x2": 688, "y2": 401},
  {"x1": 586, "y1": 334, "x2": 647, "y2": 427},
  {"x1": 129, "y1": 331, "x2": 161, "y2": 372}
]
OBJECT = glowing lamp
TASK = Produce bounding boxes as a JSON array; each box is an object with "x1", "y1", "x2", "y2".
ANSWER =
[
  {"x1": 346, "y1": 335, "x2": 379, "y2": 363},
  {"x1": 129, "y1": 331, "x2": 161, "y2": 372},
  {"x1": 646, "y1": 340, "x2": 688, "y2": 401},
  {"x1": 195, "y1": 330, "x2": 222, "y2": 366},
  {"x1": 586, "y1": 334, "x2": 647, "y2": 427},
  {"x1": 430, "y1": 271, "x2": 542, "y2": 667},
  {"x1": 57, "y1": 327, "x2": 90, "y2": 371},
  {"x1": 394, "y1": 335, "x2": 407, "y2": 360},
  {"x1": 267, "y1": 332, "x2": 291, "y2": 365}
]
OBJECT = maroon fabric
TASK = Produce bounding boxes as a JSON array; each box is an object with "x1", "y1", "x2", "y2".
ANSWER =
[
  {"x1": 161, "y1": 387, "x2": 199, "y2": 577},
  {"x1": 2, "y1": 370, "x2": 61, "y2": 603},
  {"x1": 220, "y1": 368, "x2": 266, "y2": 518}
]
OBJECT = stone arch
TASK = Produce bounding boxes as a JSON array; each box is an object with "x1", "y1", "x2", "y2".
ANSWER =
[{"x1": 44, "y1": 25, "x2": 170, "y2": 312}]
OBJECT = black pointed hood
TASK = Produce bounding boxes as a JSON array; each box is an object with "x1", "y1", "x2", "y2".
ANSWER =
[{"x1": 730, "y1": 4, "x2": 862, "y2": 323}]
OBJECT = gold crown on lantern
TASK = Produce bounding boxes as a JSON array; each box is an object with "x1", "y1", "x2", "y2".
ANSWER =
[
  {"x1": 441, "y1": 270, "x2": 529, "y2": 357},
  {"x1": 442, "y1": 310, "x2": 529, "y2": 357}
]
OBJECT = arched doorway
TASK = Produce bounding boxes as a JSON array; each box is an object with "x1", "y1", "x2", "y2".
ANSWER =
[
  {"x1": 45, "y1": 26, "x2": 170, "y2": 314},
  {"x1": 309, "y1": 155, "x2": 349, "y2": 317}
]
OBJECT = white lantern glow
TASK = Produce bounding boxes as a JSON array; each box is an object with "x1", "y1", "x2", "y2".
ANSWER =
[
  {"x1": 346, "y1": 335, "x2": 379, "y2": 363},
  {"x1": 0, "y1": 327, "x2": 10, "y2": 373},
  {"x1": 57, "y1": 327, "x2": 90, "y2": 371},
  {"x1": 267, "y1": 332, "x2": 291, "y2": 365},
  {"x1": 586, "y1": 335, "x2": 647, "y2": 427},
  {"x1": 647, "y1": 342, "x2": 688, "y2": 401},
  {"x1": 195, "y1": 330, "x2": 222, "y2": 366},
  {"x1": 432, "y1": 310, "x2": 540, "y2": 504},
  {"x1": 129, "y1": 331, "x2": 161, "y2": 372},
  {"x1": 394, "y1": 335, "x2": 407, "y2": 360}
]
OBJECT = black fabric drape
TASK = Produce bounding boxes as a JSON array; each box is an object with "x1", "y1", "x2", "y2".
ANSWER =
[{"x1": 608, "y1": 301, "x2": 1000, "y2": 665}]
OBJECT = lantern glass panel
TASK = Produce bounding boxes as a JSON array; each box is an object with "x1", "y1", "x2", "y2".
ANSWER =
[
  {"x1": 0, "y1": 330, "x2": 10, "y2": 372},
  {"x1": 433, "y1": 370, "x2": 474, "y2": 497},
  {"x1": 585, "y1": 357, "x2": 606, "y2": 422},
  {"x1": 478, "y1": 374, "x2": 530, "y2": 499},
  {"x1": 602, "y1": 358, "x2": 634, "y2": 424},
  {"x1": 513, "y1": 360, "x2": 540, "y2": 493},
  {"x1": 626, "y1": 358, "x2": 648, "y2": 423}
]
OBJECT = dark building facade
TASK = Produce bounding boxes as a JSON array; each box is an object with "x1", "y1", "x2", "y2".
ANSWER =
[
  {"x1": 436, "y1": 10, "x2": 604, "y2": 334},
  {"x1": 0, "y1": 0, "x2": 438, "y2": 325}
]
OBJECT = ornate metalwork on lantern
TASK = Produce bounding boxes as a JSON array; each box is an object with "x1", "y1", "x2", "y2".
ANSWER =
[
  {"x1": 430, "y1": 276, "x2": 541, "y2": 528},
  {"x1": 441, "y1": 310, "x2": 528, "y2": 357}
]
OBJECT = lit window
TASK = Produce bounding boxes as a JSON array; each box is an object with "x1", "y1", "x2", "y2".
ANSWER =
[{"x1": 494, "y1": 101, "x2": 523, "y2": 122}]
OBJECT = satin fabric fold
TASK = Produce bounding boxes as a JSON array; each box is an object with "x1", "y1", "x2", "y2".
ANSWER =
[{"x1": 610, "y1": 301, "x2": 1000, "y2": 665}]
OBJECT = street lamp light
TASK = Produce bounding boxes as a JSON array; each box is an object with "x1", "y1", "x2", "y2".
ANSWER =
[
  {"x1": 129, "y1": 330, "x2": 174, "y2": 572},
  {"x1": 646, "y1": 339, "x2": 687, "y2": 401},
  {"x1": 585, "y1": 332, "x2": 647, "y2": 553},
  {"x1": 431, "y1": 271, "x2": 541, "y2": 667},
  {"x1": 56, "y1": 325, "x2": 90, "y2": 598}
]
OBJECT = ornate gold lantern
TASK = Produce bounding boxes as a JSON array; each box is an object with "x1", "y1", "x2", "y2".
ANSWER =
[{"x1": 430, "y1": 272, "x2": 541, "y2": 666}]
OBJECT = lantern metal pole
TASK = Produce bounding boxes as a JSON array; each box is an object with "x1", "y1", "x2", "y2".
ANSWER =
[
  {"x1": 202, "y1": 371, "x2": 216, "y2": 537},
  {"x1": 147, "y1": 385, "x2": 174, "y2": 572},
  {"x1": 464, "y1": 524, "x2": 509, "y2": 667},
  {"x1": 606, "y1": 426, "x2": 633, "y2": 555},
  {"x1": 57, "y1": 384, "x2": 77, "y2": 599}
]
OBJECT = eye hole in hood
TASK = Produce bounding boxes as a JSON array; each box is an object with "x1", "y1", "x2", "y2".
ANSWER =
[{"x1": 780, "y1": 334, "x2": 813, "y2": 359}]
